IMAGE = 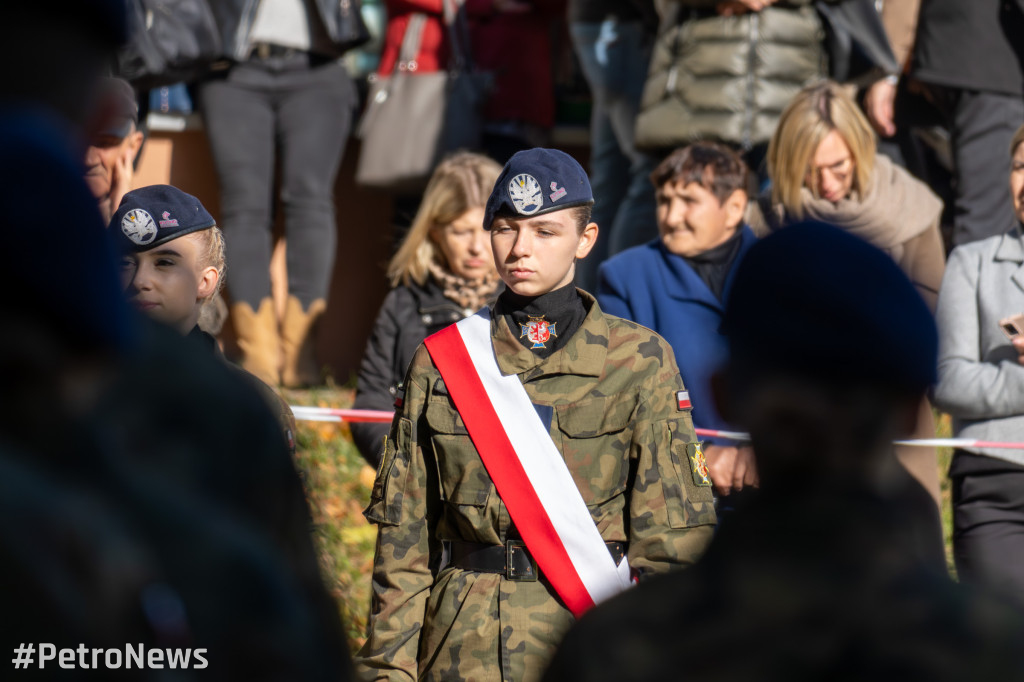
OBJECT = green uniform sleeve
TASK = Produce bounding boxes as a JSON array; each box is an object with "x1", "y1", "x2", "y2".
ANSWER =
[
  {"x1": 627, "y1": 349, "x2": 716, "y2": 576},
  {"x1": 355, "y1": 348, "x2": 439, "y2": 681}
]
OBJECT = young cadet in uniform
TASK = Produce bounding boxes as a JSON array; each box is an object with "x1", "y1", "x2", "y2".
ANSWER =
[
  {"x1": 111, "y1": 185, "x2": 297, "y2": 454},
  {"x1": 356, "y1": 148, "x2": 716, "y2": 682}
]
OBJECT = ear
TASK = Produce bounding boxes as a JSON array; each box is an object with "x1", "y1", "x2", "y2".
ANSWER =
[
  {"x1": 196, "y1": 266, "x2": 219, "y2": 301},
  {"x1": 575, "y1": 222, "x2": 599, "y2": 260},
  {"x1": 125, "y1": 130, "x2": 144, "y2": 163},
  {"x1": 723, "y1": 189, "x2": 747, "y2": 231}
]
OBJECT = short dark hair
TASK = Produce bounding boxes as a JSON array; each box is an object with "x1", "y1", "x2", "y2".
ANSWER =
[
  {"x1": 651, "y1": 142, "x2": 749, "y2": 204},
  {"x1": 571, "y1": 204, "x2": 593, "y2": 234}
]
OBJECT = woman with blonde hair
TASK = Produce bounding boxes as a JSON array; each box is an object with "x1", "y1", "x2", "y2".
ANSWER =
[
  {"x1": 352, "y1": 152, "x2": 502, "y2": 466},
  {"x1": 761, "y1": 79, "x2": 947, "y2": 513}
]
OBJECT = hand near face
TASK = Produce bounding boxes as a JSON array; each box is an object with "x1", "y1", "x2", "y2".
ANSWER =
[
  {"x1": 110, "y1": 148, "x2": 135, "y2": 218},
  {"x1": 864, "y1": 79, "x2": 897, "y2": 138},
  {"x1": 1014, "y1": 336, "x2": 1024, "y2": 366},
  {"x1": 703, "y1": 444, "x2": 758, "y2": 497}
]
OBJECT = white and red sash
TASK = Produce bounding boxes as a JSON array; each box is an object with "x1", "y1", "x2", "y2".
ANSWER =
[{"x1": 424, "y1": 309, "x2": 631, "y2": 617}]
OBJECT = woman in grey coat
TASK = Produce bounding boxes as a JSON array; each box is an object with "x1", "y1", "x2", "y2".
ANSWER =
[{"x1": 934, "y1": 124, "x2": 1024, "y2": 603}]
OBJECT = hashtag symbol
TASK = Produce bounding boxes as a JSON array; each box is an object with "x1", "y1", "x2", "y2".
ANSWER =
[{"x1": 12, "y1": 643, "x2": 34, "y2": 669}]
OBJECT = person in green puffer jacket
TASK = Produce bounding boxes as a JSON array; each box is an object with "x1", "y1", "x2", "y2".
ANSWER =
[{"x1": 636, "y1": 0, "x2": 830, "y2": 179}]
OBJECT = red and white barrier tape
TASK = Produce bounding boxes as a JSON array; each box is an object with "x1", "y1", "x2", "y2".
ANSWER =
[{"x1": 289, "y1": 406, "x2": 1024, "y2": 450}]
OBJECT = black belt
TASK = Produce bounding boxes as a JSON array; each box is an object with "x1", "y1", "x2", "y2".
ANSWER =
[{"x1": 448, "y1": 540, "x2": 627, "y2": 582}]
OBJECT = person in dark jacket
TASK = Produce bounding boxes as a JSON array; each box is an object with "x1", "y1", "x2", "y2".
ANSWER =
[
  {"x1": 569, "y1": 0, "x2": 660, "y2": 292},
  {"x1": 201, "y1": 0, "x2": 366, "y2": 388},
  {"x1": 911, "y1": 0, "x2": 1024, "y2": 247},
  {"x1": 597, "y1": 142, "x2": 757, "y2": 500},
  {"x1": 352, "y1": 152, "x2": 502, "y2": 466}
]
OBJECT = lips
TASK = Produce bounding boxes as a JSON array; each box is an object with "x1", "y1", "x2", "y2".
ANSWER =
[{"x1": 132, "y1": 299, "x2": 159, "y2": 311}]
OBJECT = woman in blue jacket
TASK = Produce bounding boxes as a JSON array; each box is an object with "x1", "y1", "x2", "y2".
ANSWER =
[{"x1": 598, "y1": 142, "x2": 757, "y2": 499}]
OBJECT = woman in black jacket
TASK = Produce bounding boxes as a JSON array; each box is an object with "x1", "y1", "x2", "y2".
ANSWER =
[{"x1": 352, "y1": 152, "x2": 502, "y2": 465}]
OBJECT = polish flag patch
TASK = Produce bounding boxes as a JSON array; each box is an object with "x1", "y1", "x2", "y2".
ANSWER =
[{"x1": 676, "y1": 390, "x2": 692, "y2": 411}]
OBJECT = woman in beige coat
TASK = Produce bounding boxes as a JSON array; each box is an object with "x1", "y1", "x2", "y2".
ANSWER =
[{"x1": 760, "y1": 80, "x2": 946, "y2": 509}]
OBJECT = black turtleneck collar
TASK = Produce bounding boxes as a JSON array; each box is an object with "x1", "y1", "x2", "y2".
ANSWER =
[
  {"x1": 681, "y1": 228, "x2": 744, "y2": 301},
  {"x1": 496, "y1": 282, "x2": 586, "y2": 358}
]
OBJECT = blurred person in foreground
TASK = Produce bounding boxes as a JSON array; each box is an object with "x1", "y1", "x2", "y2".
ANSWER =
[
  {"x1": 355, "y1": 148, "x2": 715, "y2": 682},
  {"x1": 351, "y1": 152, "x2": 502, "y2": 468},
  {"x1": 761, "y1": 79, "x2": 945, "y2": 511},
  {"x1": 543, "y1": 223, "x2": 1024, "y2": 682},
  {"x1": 598, "y1": 142, "x2": 758, "y2": 503},
  {"x1": 933, "y1": 124, "x2": 1024, "y2": 604},
  {"x1": 0, "y1": 4, "x2": 353, "y2": 674},
  {"x1": 85, "y1": 77, "x2": 144, "y2": 224}
]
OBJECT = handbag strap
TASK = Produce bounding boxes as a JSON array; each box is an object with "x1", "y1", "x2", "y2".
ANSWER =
[
  {"x1": 395, "y1": 13, "x2": 428, "y2": 74},
  {"x1": 441, "y1": 0, "x2": 474, "y2": 74}
]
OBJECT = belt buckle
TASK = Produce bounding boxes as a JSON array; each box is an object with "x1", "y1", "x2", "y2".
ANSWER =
[{"x1": 505, "y1": 540, "x2": 537, "y2": 582}]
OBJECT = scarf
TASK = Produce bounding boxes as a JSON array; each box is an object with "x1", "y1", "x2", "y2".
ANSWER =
[
  {"x1": 428, "y1": 259, "x2": 499, "y2": 313},
  {"x1": 795, "y1": 154, "x2": 942, "y2": 260}
]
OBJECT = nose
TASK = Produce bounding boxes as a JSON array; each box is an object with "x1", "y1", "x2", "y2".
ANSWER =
[
  {"x1": 469, "y1": 229, "x2": 486, "y2": 255},
  {"x1": 665, "y1": 197, "x2": 686, "y2": 227},
  {"x1": 128, "y1": 261, "x2": 153, "y2": 292},
  {"x1": 84, "y1": 146, "x2": 101, "y2": 168},
  {"x1": 509, "y1": 228, "x2": 532, "y2": 259}
]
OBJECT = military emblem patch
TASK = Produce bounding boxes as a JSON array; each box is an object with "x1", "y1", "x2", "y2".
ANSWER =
[
  {"x1": 121, "y1": 208, "x2": 157, "y2": 246},
  {"x1": 508, "y1": 173, "x2": 543, "y2": 215},
  {"x1": 688, "y1": 442, "x2": 712, "y2": 487},
  {"x1": 549, "y1": 181, "x2": 567, "y2": 202},
  {"x1": 159, "y1": 211, "x2": 179, "y2": 228},
  {"x1": 520, "y1": 316, "x2": 557, "y2": 349}
]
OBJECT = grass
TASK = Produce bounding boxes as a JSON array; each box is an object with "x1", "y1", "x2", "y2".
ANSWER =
[
  {"x1": 284, "y1": 387, "x2": 961, "y2": 652},
  {"x1": 282, "y1": 385, "x2": 378, "y2": 652}
]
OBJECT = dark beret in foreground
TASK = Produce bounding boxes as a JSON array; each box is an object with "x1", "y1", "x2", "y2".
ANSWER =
[
  {"x1": 110, "y1": 185, "x2": 216, "y2": 253},
  {"x1": 483, "y1": 148, "x2": 594, "y2": 230},
  {"x1": 722, "y1": 221, "x2": 938, "y2": 392}
]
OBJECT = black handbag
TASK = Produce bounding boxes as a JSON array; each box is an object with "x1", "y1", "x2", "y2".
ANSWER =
[
  {"x1": 816, "y1": 0, "x2": 899, "y2": 86},
  {"x1": 117, "y1": 0, "x2": 222, "y2": 89}
]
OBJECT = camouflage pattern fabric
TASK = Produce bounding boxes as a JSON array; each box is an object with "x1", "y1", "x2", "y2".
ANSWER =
[{"x1": 355, "y1": 293, "x2": 716, "y2": 682}]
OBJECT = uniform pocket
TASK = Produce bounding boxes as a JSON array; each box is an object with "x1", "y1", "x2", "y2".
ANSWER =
[
  {"x1": 425, "y1": 398, "x2": 491, "y2": 508},
  {"x1": 364, "y1": 417, "x2": 413, "y2": 526},
  {"x1": 556, "y1": 395, "x2": 634, "y2": 505}
]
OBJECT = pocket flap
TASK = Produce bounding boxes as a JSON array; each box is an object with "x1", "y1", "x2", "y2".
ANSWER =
[
  {"x1": 425, "y1": 398, "x2": 468, "y2": 435},
  {"x1": 557, "y1": 395, "x2": 633, "y2": 437}
]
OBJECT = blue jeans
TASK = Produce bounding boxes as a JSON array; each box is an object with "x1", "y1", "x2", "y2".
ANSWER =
[{"x1": 570, "y1": 20, "x2": 658, "y2": 293}]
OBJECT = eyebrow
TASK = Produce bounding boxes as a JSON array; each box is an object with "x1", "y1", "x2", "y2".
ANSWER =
[{"x1": 150, "y1": 248, "x2": 182, "y2": 257}]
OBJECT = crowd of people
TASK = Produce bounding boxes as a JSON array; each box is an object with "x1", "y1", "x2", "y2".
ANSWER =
[{"x1": 5, "y1": 0, "x2": 1024, "y2": 679}]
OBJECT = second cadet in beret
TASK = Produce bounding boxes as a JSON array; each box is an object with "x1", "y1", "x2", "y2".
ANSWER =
[
  {"x1": 111, "y1": 183, "x2": 298, "y2": 455},
  {"x1": 355, "y1": 149, "x2": 716, "y2": 682}
]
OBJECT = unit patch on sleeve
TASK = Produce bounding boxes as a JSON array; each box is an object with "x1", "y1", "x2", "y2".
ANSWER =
[{"x1": 687, "y1": 442, "x2": 712, "y2": 487}]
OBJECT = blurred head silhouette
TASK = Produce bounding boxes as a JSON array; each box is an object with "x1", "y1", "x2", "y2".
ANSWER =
[{"x1": 714, "y1": 221, "x2": 937, "y2": 492}]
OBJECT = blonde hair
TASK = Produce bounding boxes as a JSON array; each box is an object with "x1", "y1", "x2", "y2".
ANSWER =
[
  {"x1": 193, "y1": 225, "x2": 226, "y2": 301},
  {"x1": 387, "y1": 152, "x2": 502, "y2": 287},
  {"x1": 767, "y1": 81, "x2": 876, "y2": 218}
]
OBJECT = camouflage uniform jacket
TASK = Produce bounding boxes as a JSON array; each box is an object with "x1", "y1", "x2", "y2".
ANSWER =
[{"x1": 356, "y1": 293, "x2": 716, "y2": 682}]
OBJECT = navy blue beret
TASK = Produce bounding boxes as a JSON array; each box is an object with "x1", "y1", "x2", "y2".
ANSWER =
[
  {"x1": 110, "y1": 185, "x2": 216, "y2": 253},
  {"x1": 483, "y1": 148, "x2": 594, "y2": 230},
  {"x1": 722, "y1": 221, "x2": 938, "y2": 393}
]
